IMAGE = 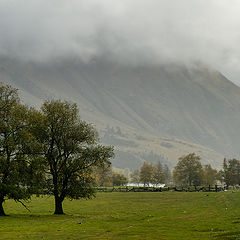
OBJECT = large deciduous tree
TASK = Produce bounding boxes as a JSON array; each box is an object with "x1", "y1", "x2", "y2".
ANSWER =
[
  {"x1": 173, "y1": 153, "x2": 203, "y2": 186},
  {"x1": 0, "y1": 83, "x2": 39, "y2": 216},
  {"x1": 30, "y1": 100, "x2": 114, "y2": 214}
]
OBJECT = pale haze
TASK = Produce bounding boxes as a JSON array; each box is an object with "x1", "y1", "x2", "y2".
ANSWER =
[
  {"x1": 0, "y1": 0, "x2": 240, "y2": 84},
  {"x1": 2, "y1": 0, "x2": 240, "y2": 169}
]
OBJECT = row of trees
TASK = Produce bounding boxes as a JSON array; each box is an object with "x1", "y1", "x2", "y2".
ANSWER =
[
  {"x1": 0, "y1": 83, "x2": 114, "y2": 216},
  {"x1": 172, "y1": 153, "x2": 240, "y2": 187},
  {"x1": 92, "y1": 153, "x2": 240, "y2": 189},
  {"x1": 94, "y1": 164, "x2": 128, "y2": 186},
  {"x1": 129, "y1": 153, "x2": 233, "y2": 187},
  {"x1": 130, "y1": 161, "x2": 171, "y2": 186}
]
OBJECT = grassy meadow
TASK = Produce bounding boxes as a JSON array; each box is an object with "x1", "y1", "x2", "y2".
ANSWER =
[{"x1": 1, "y1": 191, "x2": 240, "y2": 239}]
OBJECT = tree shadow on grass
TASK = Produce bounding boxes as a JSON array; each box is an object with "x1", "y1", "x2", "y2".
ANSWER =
[{"x1": 0, "y1": 213, "x2": 88, "y2": 219}]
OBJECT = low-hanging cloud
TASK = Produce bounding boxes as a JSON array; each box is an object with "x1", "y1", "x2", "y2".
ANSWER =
[{"x1": 0, "y1": 0, "x2": 240, "y2": 83}]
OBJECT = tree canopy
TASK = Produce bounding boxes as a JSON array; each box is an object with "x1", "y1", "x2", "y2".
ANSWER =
[
  {"x1": 173, "y1": 153, "x2": 203, "y2": 186},
  {"x1": 0, "y1": 84, "x2": 41, "y2": 216},
  {"x1": 223, "y1": 158, "x2": 240, "y2": 186},
  {"x1": 0, "y1": 83, "x2": 114, "y2": 216},
  {"x1": 140, "y1": 161, "x2": 155, "y2": 186},
  {"x1": 152, "y1": 161, "x2": 165, "y2": 185},
  {"x1": 202, "y1": 164, "x2": 217, "y2": 186},
  {"x1": 29, "y1": 100, "x2": 114, "y2": 214}
]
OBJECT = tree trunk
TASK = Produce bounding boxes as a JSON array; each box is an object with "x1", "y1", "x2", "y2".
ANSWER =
[
  {"x1": 54, "y1": 196, "x2": 64, "y2": 215},
  {"x1": 0, "y1": 198, "x2": 6, "y2": 216}
]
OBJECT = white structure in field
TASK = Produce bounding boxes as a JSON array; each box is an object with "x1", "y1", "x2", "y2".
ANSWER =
[{"x1": 127, "y1": 183, "x2": 165, "y2": 187}]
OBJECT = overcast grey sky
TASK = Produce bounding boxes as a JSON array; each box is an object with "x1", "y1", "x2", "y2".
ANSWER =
[{"x1": 0, "y1": 0, "x2": 240, "y2": 84}]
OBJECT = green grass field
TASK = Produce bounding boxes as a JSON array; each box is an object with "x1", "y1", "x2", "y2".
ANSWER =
[{"x1": 1, "y1": 191, "x2": 240, "y2": 239}]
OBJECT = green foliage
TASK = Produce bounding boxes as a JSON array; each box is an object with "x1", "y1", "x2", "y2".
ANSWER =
[
  {"x1": 223, "y1": 158, "x2": 240, "y2": 186},
  {"x1": 29, "y1": 99, "x2": 114, "y2": 214},
  {"x1": 152, "y1": 160, "x2": 165, "y2": 185},
  {"x1": 163, "y1": 164, "x2": 171, "y2": 184},
  {"x1": 140, "y1": 161, "x2": 155, "y2": 186},
  {"x1": 93, "y1": 165, "x2": 128, "y2": 187},
  {"x1": 93, "y1": 162, "x2": 113, "y2": 187},
  {"x1": 202, "y1": 164, "x2": 217, "y2": 186},
  {"x1": 132, "y1": 160, "x2": 168, "y2": 186},
  {"x1": 0, "y1": 83, "x2": 42, "y2": 216},
  {"x1": 173, "y1": 153, "x2": 203, "y2": 186},
  {"x1": 112, "y1": 172, "x2": 128, "y2": 186}
]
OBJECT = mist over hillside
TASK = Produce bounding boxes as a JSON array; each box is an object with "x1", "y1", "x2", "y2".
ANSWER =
[{"x1": 1, "y1": 57, "x2": 239, "y2": 169}]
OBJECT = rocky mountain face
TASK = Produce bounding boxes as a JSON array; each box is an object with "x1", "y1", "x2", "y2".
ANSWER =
[{"x1": 1, "y1": 57, "x2": 239, "y2": 169}]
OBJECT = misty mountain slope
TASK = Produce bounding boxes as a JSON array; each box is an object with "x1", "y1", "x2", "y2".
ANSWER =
[{"x1": 1, "y1": 57, "x2": 239, "y2": 168}]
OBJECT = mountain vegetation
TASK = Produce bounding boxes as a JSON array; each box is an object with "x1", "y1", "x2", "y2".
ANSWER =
[{"x1": 1, "y1": 57, "x2": 240, "y2": 168}]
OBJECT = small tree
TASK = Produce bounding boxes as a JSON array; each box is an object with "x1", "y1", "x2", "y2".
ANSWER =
[
  {"x1": 202, "y1": 164, "x2": 217, "y2": 186},
  {"x1": 112, "y1": 172, "x2": 128, "y2": 186},
  {"x1": 173, "y1": 153, "x2": 203, "y2": 186},
  {"x1": 163, "y1": 164, "x2": 171, "y2": 184},
  {"x1": 93, "y1": 162, "x2": 113, "y2": 187},
  {"x1": 140, "y1": 161, "x2": 154, "y2": 186},
  {"x1": 216, "y1": 170, "x2": 225, "y2": 184},
  {"x1": 223, "y1": 158, "x2": 231, "y2": 186},
  {"x1": 223, "y1": 158, "x2": 240, "y2": 186},
  {"x1": 130, "y1": 169, "x2": 140, "y2": 185},
  {"x1": 30, "y1": 100, "x2": 114, "y2": 214},
  {"x1": 152, "y1": 161, "x2": 165, "y2": 185}
]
